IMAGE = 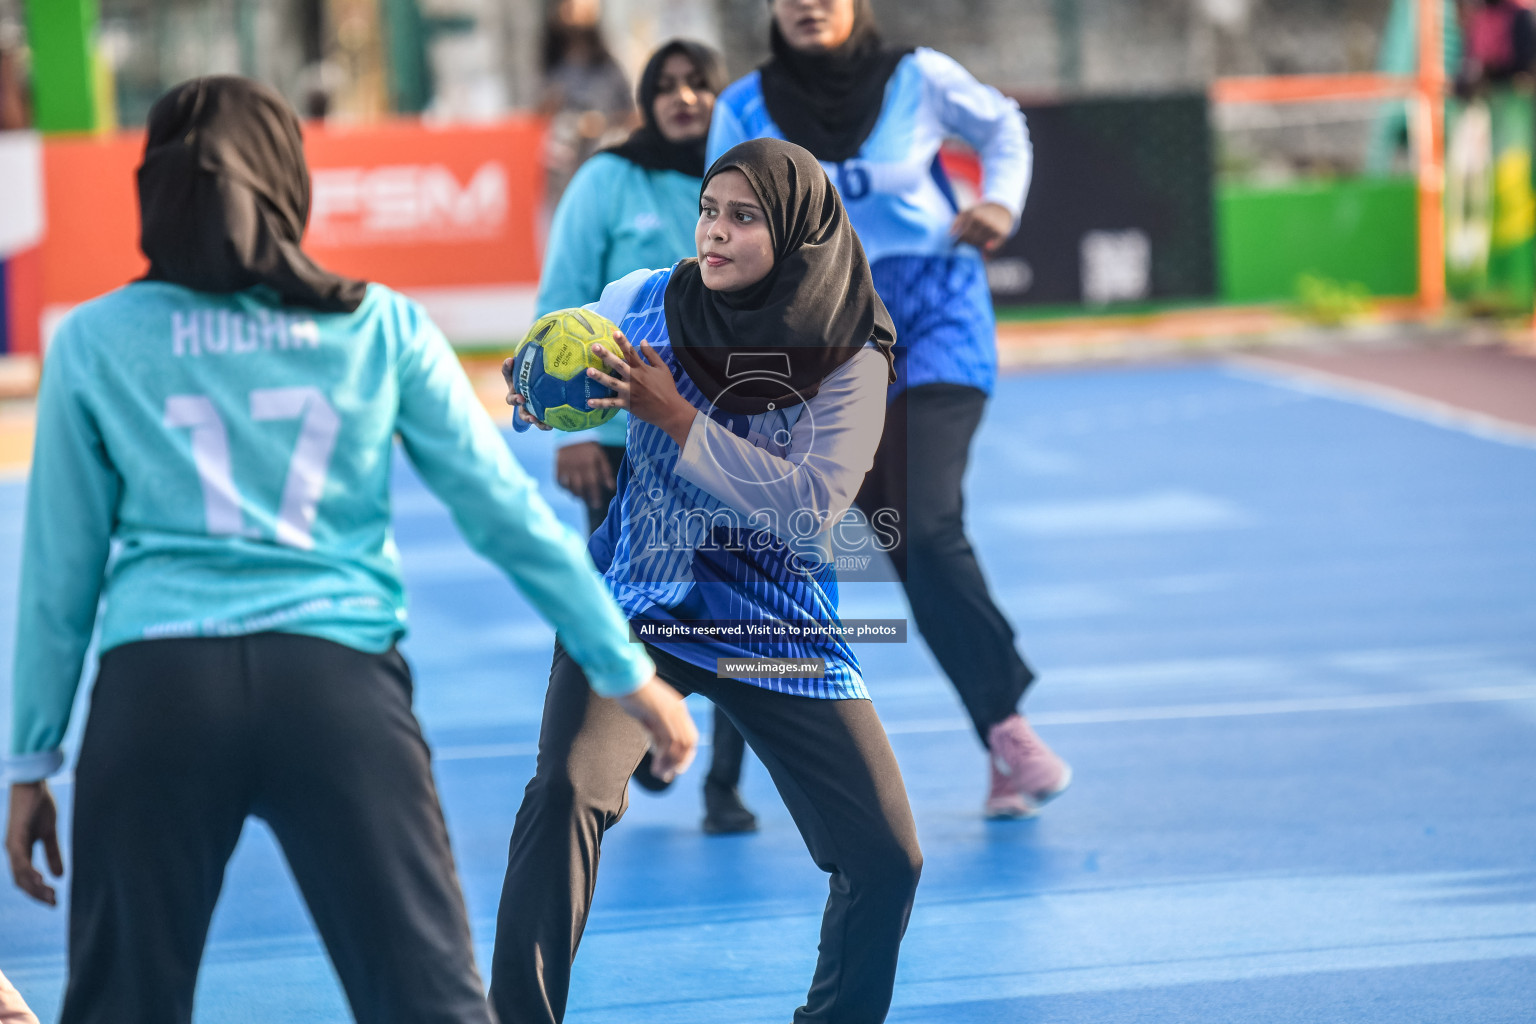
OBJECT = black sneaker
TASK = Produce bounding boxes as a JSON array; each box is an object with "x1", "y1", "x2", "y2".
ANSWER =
[
  {"x1": 702, "y1": 778, "x2": 759, "y2": 834},
  {"x1": 631, "y1": 751, "x2": 674, "y2": 793}
]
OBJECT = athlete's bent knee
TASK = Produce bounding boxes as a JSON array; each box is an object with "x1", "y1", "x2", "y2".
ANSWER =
[{"x1": 854, "y1": 838, "x2": 923, "y2": 901}]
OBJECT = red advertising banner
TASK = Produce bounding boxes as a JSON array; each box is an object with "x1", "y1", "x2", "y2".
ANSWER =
[{"x1": 303, "y1": 119, "x2": 544, "y2": 288}]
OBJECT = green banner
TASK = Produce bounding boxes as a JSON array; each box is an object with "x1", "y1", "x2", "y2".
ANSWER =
[{"x1": 25, "y1": 0, "x2": 102, "y2": 133}]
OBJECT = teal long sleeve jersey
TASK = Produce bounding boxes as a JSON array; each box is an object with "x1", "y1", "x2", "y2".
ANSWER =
[
  {"x1": 7, "y1": 281, "x2": 655, "y2": 783},
  {"x1": 535, "y1": 152, "x2": 703, "y2": 448}
]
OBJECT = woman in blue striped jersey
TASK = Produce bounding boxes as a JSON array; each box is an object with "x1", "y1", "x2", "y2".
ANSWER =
[
  {"x1": 536, "y1": 38, "x2": 761, "y2": 834},
  {"x1": 491, "y1": 139, "x2": 920, "y2": 1024},
  {"x1": 708, "y1": 0, "x2": 1072, "y2": 819}
]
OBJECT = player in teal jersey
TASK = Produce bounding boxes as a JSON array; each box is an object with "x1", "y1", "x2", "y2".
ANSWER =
[
  {"x1": 2, "y1": 77, "x2": 695, "y2": 1024},
  {"x1": 493, "y1": 140, "x2": 918, "y2": 1024}
]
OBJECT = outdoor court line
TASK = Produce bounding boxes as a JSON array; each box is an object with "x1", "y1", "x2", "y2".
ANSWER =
[
  {"x1": 559, "y1": 934, "x2": 1536, "y2": 1022},
  {"x1": 1224, "y1": 355, "x2": 1536, "y2": 449},
  {"x1": 879, "y1": 931, "x2": 1536, "y2": 1007},
  {"x1": 430, "y1": 682, "x2": 1536, "y2": 761},
  {"x1": 17, "y1": 931, "x2": 1531, "y2": 1019},
  {"x1": 35, "y1": 657, "x2": 1531, "y2": 776}
]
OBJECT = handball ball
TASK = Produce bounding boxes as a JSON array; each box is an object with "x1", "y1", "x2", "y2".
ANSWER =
[{"x1": 511, "y1": 308, "x2": 621, "y2": 432}]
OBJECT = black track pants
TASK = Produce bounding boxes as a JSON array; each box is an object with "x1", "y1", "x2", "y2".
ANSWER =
[
  {"x1": 61, "y1": 633, "x2": 492, "y2": 1024},
  {"x1": 854, "y1": 383, "x2": 1036, "y2": 742},
  {"x1": 489, "y1": 643, "x2": 921, "y2": 1024}
]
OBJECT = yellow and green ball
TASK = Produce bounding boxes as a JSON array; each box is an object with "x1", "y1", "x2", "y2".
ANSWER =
[{"x1": 511, "y1": 308, "x2": 621, "y2": 432}]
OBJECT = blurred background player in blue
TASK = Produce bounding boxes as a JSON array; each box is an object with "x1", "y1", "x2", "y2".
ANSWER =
[
  {"x1": 2, "y1": 76, "x2": 695, "y2": 1024},
  {"x1": 708, "y1": 0, "x2": 1071, "y2": 819},
  {"x1": 536, "y1": 38, "x2": 759, "y2": 834}
]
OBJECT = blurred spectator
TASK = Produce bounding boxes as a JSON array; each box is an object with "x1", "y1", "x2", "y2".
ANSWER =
[
  {"x1": 0, "y1": 33, "x2": 29, "y2": 130},
  {"x1": 539, "y1": 0, "x2": 633, "y2": 202},
  {"x1": 296, "y1": 60, "x2": 346, "y2": 122},
  {"x1": 1459, "y1": 0, "x2": 1536, "y2": 91}
]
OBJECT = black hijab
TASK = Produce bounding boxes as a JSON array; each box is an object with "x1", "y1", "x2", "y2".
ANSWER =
[
  {"x1": 603, "y1": 40, "x2": 726, "y2": 178},
  {"x1": 759, "y1": 0, "x2": 912, "y2": 164},
  {"x1": 138, "y1": 76, "x2": 367, "y2": 313},
  {"x1": 663, "y1": 139, "x2": 896, "y2": 415}
]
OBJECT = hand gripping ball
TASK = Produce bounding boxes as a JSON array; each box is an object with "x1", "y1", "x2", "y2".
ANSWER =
[{"x1": 511, "y1": 308, "x2": 621, "y2": 432}]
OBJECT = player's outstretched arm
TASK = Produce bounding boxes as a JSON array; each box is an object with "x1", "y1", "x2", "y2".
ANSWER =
[
  {"x1": 918, "y1": 49, "x2": 1030, "y2": 249},
  {"x1": 5, "y1": 782, "x2": 63, "y2": 906},
  {"x1": 394, "y1": 302, "x2": 697, "y2": 773},
  {"x1": 8, "y1": 318, "x2": 119, "y2": 812}
]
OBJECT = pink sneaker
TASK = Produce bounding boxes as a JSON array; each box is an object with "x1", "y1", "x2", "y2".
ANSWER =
[{"x1": 985, "y1": 713, "x2": 1071, "y2": 819}]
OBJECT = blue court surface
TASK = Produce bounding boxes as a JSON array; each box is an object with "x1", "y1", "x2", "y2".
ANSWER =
[{"x1": 2, "y1": 357, "x2": 1534, "y2": 1022}]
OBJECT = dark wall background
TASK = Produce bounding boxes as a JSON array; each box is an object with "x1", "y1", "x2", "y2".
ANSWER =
[{"x1": 988, "y1": 92, "x2": 1217, "y2": 307}]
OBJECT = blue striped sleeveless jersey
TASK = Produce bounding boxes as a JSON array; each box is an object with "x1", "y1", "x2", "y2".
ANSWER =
[{"x1": 587, "y1": 269, "x2": 868, "y2": 700}]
